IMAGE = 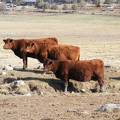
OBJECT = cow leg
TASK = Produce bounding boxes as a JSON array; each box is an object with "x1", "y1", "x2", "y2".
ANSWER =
[
  {"x1": 23, "y1": 56, "x2": 27, "y2": 70},
  {"x1": 63, "y1": 74, "x2": 69, "y2": 92},
  {"x1": 98, "y1": 77, "x2": 105, "y2": 92},
  {"x1": 64, "y1": 81, "x2": 68, "y2": 92}
]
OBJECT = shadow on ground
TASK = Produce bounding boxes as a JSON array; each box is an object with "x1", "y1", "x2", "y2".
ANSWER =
[
  {"x1": 110, "y1": 77, "x2": 120, "y2": 81},
  {"x1": 14, "y1": 67, "x2": 44, "y2": 74},
  {"x1": 3, "y1": 76, "x2": 80, "y2": 92}
]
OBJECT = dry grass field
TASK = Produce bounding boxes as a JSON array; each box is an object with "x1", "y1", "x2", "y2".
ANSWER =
[
  {"x1": 0, "y1": 14, "x2": 120, "y2": 67},
  {"x1": 0, "y1": 14, "x2": 120, "y2": 120}
]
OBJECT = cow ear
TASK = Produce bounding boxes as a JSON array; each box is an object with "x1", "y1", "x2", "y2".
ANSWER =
[{"x1": 3, "y1": 39, "x2": 6, "y2": 43}]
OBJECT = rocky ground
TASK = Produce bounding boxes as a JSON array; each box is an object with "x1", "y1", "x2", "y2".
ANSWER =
[
  {"x1": 0, "y1": 59, "x2": 120, "y2": 120},
  {"x1": 0, "y1": 39, "x2": 120, "y2": 120}
]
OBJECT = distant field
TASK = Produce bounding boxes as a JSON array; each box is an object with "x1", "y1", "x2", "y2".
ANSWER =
[
  {"x1": 0, "y1": 14, "x2": 120, "y2": 40},
  {"x1": 0, "y1": 14, "x2": 120, "y2": 67}
]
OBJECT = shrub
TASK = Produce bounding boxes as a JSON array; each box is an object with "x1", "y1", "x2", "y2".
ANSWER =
[
  {"x1": 51, "y1": 4, "x2": 58, "y2": 10},
  {"x1": 62, "y1": 4, "x2": 68, "y2": 10},
  {"x1": 36, "y1": 2, "x2": 50, "y2": 9},
  {"x1": 0, "y1": 3, "x2": 6, "y2": 11},
  {"x1": 71, "y1": 4, "x2": 78, "y2": 10}
]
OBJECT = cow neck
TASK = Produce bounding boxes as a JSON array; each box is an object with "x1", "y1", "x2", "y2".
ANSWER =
[
  {"x1": 34, "y1": 42, "x2": 41, "y2": 56},
  {"x1": 12, "y1": 40, "x2": 22, "y2": 52},
  {"x1": 39, "y1": 42, "x2": 48, "y2": 54}
]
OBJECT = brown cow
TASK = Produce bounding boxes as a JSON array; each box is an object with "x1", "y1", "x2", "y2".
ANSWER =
[
  {"x1": 3, "y1": 37, "x2": 58, "y2": 69},
  {"x1": 24, "y1": 41, "x2": 80, "y2": 63},
  {"x1": 43, "y1": 59, "x2": 105, "y2": 92}
]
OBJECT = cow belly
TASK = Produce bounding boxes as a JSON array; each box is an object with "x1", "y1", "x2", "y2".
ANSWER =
[{"x1": 69, "y1": 71, "x2": 84, "y2": 81}]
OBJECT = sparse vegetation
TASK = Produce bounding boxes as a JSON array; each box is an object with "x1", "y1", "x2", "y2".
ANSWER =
[
  {"x1": 0, "y1": 2, "x2": 6, "y2": 11},
  {"x1": 71, "y1": 4, "x2": 78, "y2": 10},
  {"x1": 51, "y1": 4, "x2": 58, "y2": 10},
  {"x1": 62, "y1": 4, "x2": 69, "y2": 10}
]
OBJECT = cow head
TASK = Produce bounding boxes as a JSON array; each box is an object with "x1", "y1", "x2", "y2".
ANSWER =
[
  {"x1": 43, "y1": 59, "x2": 55, "y2": 72},
  {"x1": 25, "y1": 41, "x2": 36, "y2": 54},
  {"x1": 3, "y1": 38, "x2": 14, "y2": 49}
]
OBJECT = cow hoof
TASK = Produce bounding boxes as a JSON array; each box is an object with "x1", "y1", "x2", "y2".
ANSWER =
[
  {"x1": 99, "y1": 87, "x2": 106, "y2": 93},
  {"x1": 23, "y1": 67, "x2": 27, "y2": 71},
  {"x1": 64, "y1": 92, "x2": 69, "y2": 96}
]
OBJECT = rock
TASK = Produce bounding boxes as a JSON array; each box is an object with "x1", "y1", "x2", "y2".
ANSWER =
[
  {"x1": 10, "y1": 80, "x2": 30, "y2": 95},
  {"x1": 80, "y1": 89, "x2": 86, "y2": 93},
  {"x1": 97, "y1": 104, "x2": 120, "y2": 112},
  {"x1": 0, "y1": 84, "x2": 11, "y2": 95},
  {"x1": 36, "y1": 64, "x2": 43, "y2": 70},
  {"x1": 2, "y1": 71, "x2": 7, "y2": 75},
  {"x1": 0, "y1": 80, "x2": 31, "y2": 96},
  {"x1": 24, "y1": 93, "x2": 31, "y2": 96},
  {"x1": 15, "y1": 87, "x2": 30, "y2": 95},
  {"x1": 0, "y1": 68, "x2": 7, "y2": 76},
  {"x1": 3, "y1": 65, "x2": 13, "y2": 71},
  {"x1": 12, "y1": 80, "x2": 26, "y2": 87}
]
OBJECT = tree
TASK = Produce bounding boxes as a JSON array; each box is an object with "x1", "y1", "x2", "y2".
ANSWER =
[
  {"x1": 0, "y1": 2, "x2": 6, "y2": 11},
  {"x1": 71, "y1": 4, "x2": 77, "y2": 10},
  {"x1": 51, "y1": 4, "x2": 58, "y2": 10}
]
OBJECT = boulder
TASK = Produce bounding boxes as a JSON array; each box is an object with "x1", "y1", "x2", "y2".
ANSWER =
[
  {"x1": 98, "y1": 104, "x2": 120, "y2": 112},
  {"x1": 10, "y1": 80, "x2": 30, "y2": 95}
]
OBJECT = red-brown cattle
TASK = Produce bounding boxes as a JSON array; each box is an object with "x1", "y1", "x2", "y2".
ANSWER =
[
  {"x1": 25, "y1": 41, "x2": 80, "y2": 63},
  {"x1": 43, "y1": 59, "x2": 105, "y2": 92},
  {"x1": 3, "y1": 37, "x2": 58, "y2": 69}
]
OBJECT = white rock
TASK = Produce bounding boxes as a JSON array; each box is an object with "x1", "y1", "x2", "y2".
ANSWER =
[
  {"x1": 4, "y1": 65, "x2": 13, "y2": 71},
  {"x1": 98, "y1": 104, "x2": 120, "y2": 112},
  {"x1": 10, "y1": 80, "x2": 31, "y2": 95},
  {"x1": 80, "y1": 89, "x2": 86, "y2": 93},
  {"x1": 2, "y1": 71, "x2": 7, "y2": 75},
  {"x1": 14, "y1": 80, "x2": 25, "y2": 87},
  {"x1": 36, "y1": 64, "x2": 43, "y2": 69},
  {"x1": 23, "y1": 93, "x2": 31, "y2": 96},
  {"x1": 10, "y1": 80, "x2": 24, "y2": 87}
]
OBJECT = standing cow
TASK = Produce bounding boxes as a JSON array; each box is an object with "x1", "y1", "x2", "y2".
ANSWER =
[
  {"x1": 3, "y1": 37, "x2": 58, "y2": 69},
  {"x1": 43, "y1": 59, "x2": 105, "y2": 92},
  {"x1": 24, "y1": 41, "x2": 80, "y2": 63}
]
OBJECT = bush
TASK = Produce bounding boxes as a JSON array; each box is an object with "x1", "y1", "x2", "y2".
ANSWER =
[
  {"x1": 104, "y1": 0, "x2": 113, "y2": 4},
  {"x1": 51, "y1": 4, "x2": 58, "y2": 10},
  {"x1": 43, "y1": 2, "x2": 50, "y2": 9},
  {"x1": 36, "y1": 2, "x2": 50, "y2": 9},
  {"x1": 0, "y1": 3, "x2": 6, "y2": 11},
  {"x1": 71, "y1": 4, "x2": 78, "y2": 10},
  {"x1": 62, "y1": 4, "x2": 69, "y2": 10},
  {"x1": 78, "y1": 0, "x2": 86, "y2": 7}
]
